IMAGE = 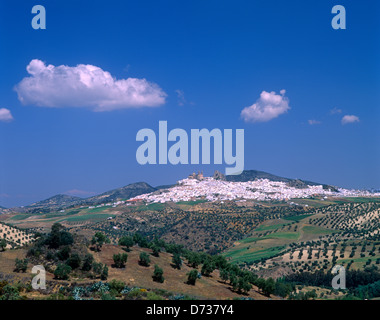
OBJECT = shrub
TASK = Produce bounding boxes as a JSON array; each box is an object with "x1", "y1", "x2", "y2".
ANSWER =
[
  {"x1": 201, "y1": 259, "x2": 215, "y2": 277},
  {"x1": 113, "y1": 253, "x2": 128, "y2": 268},
  {"x1": 187, "y1": 269, "x2": 198, "y2": 285},
  {"x1": 66, "y1": 253, "x2": 81, "y2": 269},
  {"x1": 14, "y1": 258, "x2": 28, "y2": 273},
  {"x1": 152, "y1": 265, "x2": 164, "y2": 283},
  {"x1": 57, "y1": 246, "x2": 71, "y2": 261},
  {"x1": 151, "y1": 245, "x2": 161, "y2": 257},
  {"x1": 118, "y1": 236, "x2": 134, "y2": 250},
  {"x1": 108, "y1": 279, "x2": 125, "y2": 293},
  {"x1": 101, "y1": 265, "x2": 108, "y2": 281},
  {"x1": 139, "y1": 252, "x2": 150, "y2": 267},
  {"x1": 91, "y1": 232, "x2": 108, "y2": 252},
  {"x1": 54, "y1": 264, "x2": 72, "y2": 280},
  {"x1": 0, "y1": 285, "x2": 20, "y2": 300},
  {"x1": 82, "y1": 254, "x2": 94, "y2": 271},
  {"x1": 172, "y1": 253, "x2": 182, "y2": 270}
]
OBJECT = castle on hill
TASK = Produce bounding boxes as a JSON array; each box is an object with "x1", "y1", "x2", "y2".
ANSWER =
[{"x1": 188, "y1": 171, "x2": 204, "y2": 180}]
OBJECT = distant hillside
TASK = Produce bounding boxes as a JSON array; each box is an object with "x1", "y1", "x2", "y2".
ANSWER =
[
  {"x1": 83, "y1": 182, "x2": 156, "y2": 205},
  {"x1": 11, "y1": 182, "x2": 156, "y2": 214},
  {"x1": 15, "y1": 194, "x2": 84, "y2": 214},
  {"x1": 224, "y1": 170, "x2": 338, "y2": 191},
  {"x1": 155, "y1": 184, "x2": 175, "y2": 190},
  {"x1": 9, "y1": 169, "x2": 341, "y2": 214}
]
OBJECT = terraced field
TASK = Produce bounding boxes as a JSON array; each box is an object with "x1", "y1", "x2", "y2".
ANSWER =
[
  {"x1": 223, "y1": 200, "x2": 380, "y2": 276},
  {"x1": 0, "y1": 222, "x2": 35, "y2": 248},
  {"x1": 223, "y1": 216, "x2": 333, "y2": 265}
]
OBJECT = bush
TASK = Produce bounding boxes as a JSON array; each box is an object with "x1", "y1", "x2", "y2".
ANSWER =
[
  {"x1": 139, "y1": 252, "x2": 150, "y2": 267},
  {"x1": 118, "y1": 236, "x2": 134, "y2": 250},
  {"x1": 82, "y1": 254, "x2": 94, "y2": 271},
  {"x1": 201, "y1": 259, "x2": 215, "y2": 277},
  {"x1": 14, "y1": 258, "x2": 28, "y2": 273},
  {"x1": 101, "y1": 265, "x2": 108, "y2": 281},
  {"x1": 146, "y1": 291, "x2": 165, "y2": 300},
  {"x1": 152, "y1": 265, "x2": 164, "y2": 283},
  {"x1": 108, "y1": 279, "x2": 125, "y2": 293},
  {"x1": 113, "y1": 253, "x2": 128, "y2": 268},
  {"x1": 0, "y1": 285, "x2": 20, "y2": 300},
  {"x1": 91, "y1": 232, "x2": 108, "y2": 252},
  {"x1": 66, "y1": 253, "x2": 81, "y2": 269},
  {"x1": 172, "y1": 253, "x2": 182, "y2": 270},
  {"x1": 0, "y1": 239, "x2": 6, "y2": 251},
  {"x1": 45, "y1": 223, "x2": 73, "y2": 249},
  {"x1": 57, "y1": 246, "x2": 71, "y2": 261},
  {"x1": 151, "y1": 245, "x2": 161, "y2": 257},
  {"x1": 187, "y1": 269, "x2": 198, "y2": 285},
  {"x1": 54, "y1": 264, "x2": 72, "y2": 280}
]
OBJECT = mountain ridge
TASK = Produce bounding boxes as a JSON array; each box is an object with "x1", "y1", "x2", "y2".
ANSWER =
[
  {"x1": 6, "y1": 169, "x2": 342, "y2": 213},
  {"x1": 224, "y1": 170, "x2": 339, "y2": 191},
  {"x1": 9, "y1": 182, "x2": 156, "y2": 214}
]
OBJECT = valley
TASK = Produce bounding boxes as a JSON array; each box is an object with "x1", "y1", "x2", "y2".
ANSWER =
[{"x1": 1, "y1": 170, "x2": 380, "y2": 300}]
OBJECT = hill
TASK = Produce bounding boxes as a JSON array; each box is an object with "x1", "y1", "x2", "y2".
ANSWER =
[
  {"x1": 0, "y1": 225, "x2": 279, "y2": 300},
  {"x1": 11, "y1": 182, "x2": 156, "y2": 214},
  {"x1": 225, "y1": 170, "x2": 339, "y2": 191},
  {"x1": 8, "y1": 169, "x2": 353, "y2": 214},
  {"x1": 15, "y1": 194, "x2": 84, "y2": 214},
  {"x1": 83, "y1": 182, "x2": 156, "y2": 205}
]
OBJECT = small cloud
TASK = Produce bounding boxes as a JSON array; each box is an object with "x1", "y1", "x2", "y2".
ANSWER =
[
  {"x1": 308, "y1": 119, "x2": 321, "y2": 125},
  {"x1": 341, "y1": 115, "x2": 360, "y2": 125},
  {"x1": 330, "y1": 107, "x2": 342, "y2": 115},
  {"x1": 0, "y1": 108, "x2": 13, "y2": 122},
  {"x1": 15, "y1": 59, "x2": 167, "y2": 112},
  {"x1": 241, "y1": 89, "x2": 290, "y2": 123},
  {"x1": 175, "y1": 89, "x2": 186, "y2": 106},
  {"x1": 0, "y1": 193, "x2": 10, "y2": 198},
  {"x1": 64, "y1": 189, "x2": 97, "y2": 197},
  {"x1": 175, "y1": 89, "x2": 194, "y2": 106},
  {"x1": 123, "y1": 64, "x2": 131, "y2": 73}
]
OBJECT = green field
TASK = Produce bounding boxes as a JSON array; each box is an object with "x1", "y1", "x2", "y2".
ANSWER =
[
  {"x1": 224, "y1": 245, "x2": 286, "y2": 264},
  {"x1": 302, "y1": 225, "x2": 337, "y2": 235},
  {"x1": 284, "y1": 214, "x2": 313, "y2": 222},
  {"x1": 223, "y1": 214, "x2": 341, "y2": 265},
  {"x1": 290, "y1": 198, "x2": 335, "y2": 207},
  {"x1": 254, "y1": 222, "x2": 292, "y2": 232},
  {"x1": 61, "y1": 213, "x2": 115, "y2": 223},
  {"x1": 85, "y1": 206, "x2": 111, "y2": 213},
  {"x1": 332, "y1": 197, "x2": 380, "y2": 204},
  {"x1": 9, "y1": 214, "x2": 34, "y2": 221},
  {"x1": 136, "y1": 203, "x2": 166, "y2": 211},
  {"x1": 176, "y1": 200, "x2": 208, "y2": 206}
]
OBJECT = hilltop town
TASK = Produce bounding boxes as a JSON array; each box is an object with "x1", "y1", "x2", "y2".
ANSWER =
[{"x1": 131, "y1": 171, "x2": 379, "y2": 204}]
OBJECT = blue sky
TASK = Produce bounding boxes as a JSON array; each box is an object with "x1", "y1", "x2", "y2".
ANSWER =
[{"x1": 0, "y1": 0, "x2": 379, "y2": 207}]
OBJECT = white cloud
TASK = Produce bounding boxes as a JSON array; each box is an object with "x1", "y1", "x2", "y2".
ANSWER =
[
  {"x1": 0, "y1": 108, "x2": 13, "y2": 122},
  {"x1": 241, "y1": 90, "x2": 290, "y2": 123},
  {"x1": 308, "y1": 119, "x2": 321, "y2": 125},
  {"x1": 175, "y1": 89, "x2": 186, "y2": 106},
  {"x1": 341, "y1": 115, "x2": 360, "y2": 125},
  {"x1": 330, "y1": 107, "x2": 342, "y2": 115},
  {"x1": 15, "y1": 59, "x2": 167, "y2": 111}
]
